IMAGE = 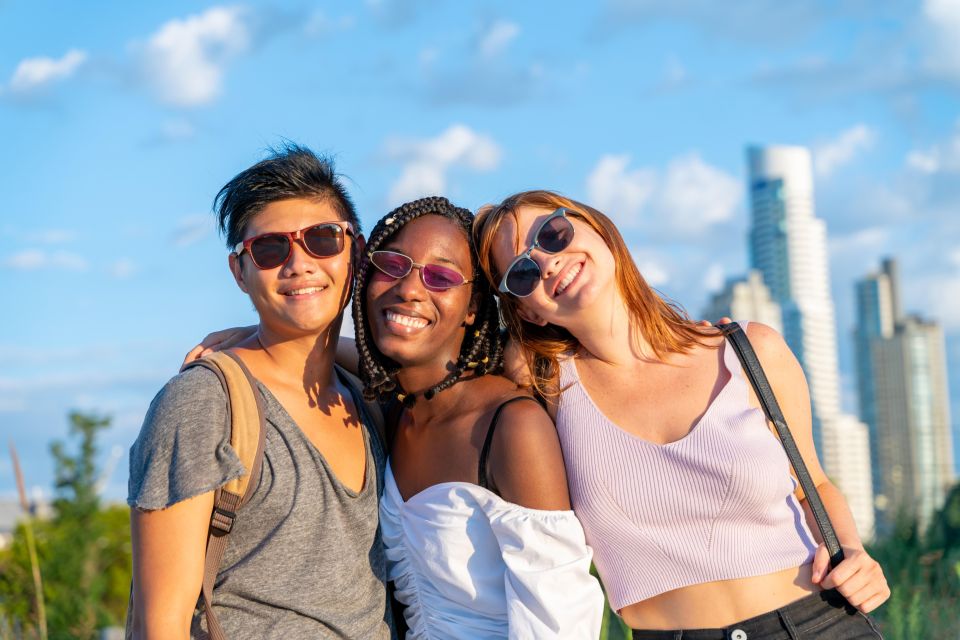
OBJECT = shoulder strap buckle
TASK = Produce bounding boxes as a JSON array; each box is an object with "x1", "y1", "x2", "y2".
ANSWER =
[{"x1": 210, "y1": 506, "x2": 237, "y2": 534}]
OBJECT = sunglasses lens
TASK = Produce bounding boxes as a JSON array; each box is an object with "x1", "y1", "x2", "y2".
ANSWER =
[
  {"x1": 303, "y1": 224, "x2": 344, "y2": 257},
  {"x1": 538, "y1": 215, "x2": 574, "y2": 253},
  {"x1": 505, "y1": 258, "x2": 541, "y2": 297},
  {"x1": 249, "y1": 235, "x2": 290, "y2": 269},
  {"x1": 370, "y1": 251, "x2": 413, "y2": 279},
  {"x1": 422, "y1": 265, "x2": 466, "y2": 290}
]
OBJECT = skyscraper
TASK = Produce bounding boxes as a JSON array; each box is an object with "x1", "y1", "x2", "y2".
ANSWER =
[
  {"x1": 747, "y1": 145, "x2": 874, "y2": 539},
  {"x1": 855, "y1": 258, "x2": 955, "y2": 535},
  {"x1": 702, "y1": 270, "x2": 782, "y2": 334}
]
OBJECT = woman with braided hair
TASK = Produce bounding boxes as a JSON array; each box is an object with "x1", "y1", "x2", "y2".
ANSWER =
[{"x1": 353, "y1": 196, "x2": 603, "y2": 639}]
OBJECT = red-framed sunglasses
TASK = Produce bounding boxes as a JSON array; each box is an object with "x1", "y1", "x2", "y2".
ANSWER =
[{"x1": 233, "y1": 221, "x2": 355, "y2": 270}]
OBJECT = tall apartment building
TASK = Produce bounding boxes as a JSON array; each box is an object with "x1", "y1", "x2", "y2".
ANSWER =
[
  {"x1": 855, "y1": 258, "x2": 955, "y2": 535},
  {"x1": 702, "y1": 270, "x2": 783, "y2": 333},
  {"x1": 747, "y1": 145, "x2": 874, "y2": 539}
]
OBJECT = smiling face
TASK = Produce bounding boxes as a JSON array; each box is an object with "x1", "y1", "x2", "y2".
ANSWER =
[
  {"x1": 229, "y1": 197, "x2": 354, "y2": 339},
  {"x1": 365, "y1": 214, "x2": 477, "y2": 372},
  {"x1": 489, "y1": 205, "x2": 616, "y2": 328}
]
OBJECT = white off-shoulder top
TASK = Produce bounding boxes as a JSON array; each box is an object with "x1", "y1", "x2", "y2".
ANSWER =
[{"x1": 380, "y1": 461, "x2": 604, "y2": 639}]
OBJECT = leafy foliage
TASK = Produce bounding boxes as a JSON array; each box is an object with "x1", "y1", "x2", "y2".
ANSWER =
[
  {"x1": 867, "y1": 482, "x2": 960, "y2": 640},
  {"x1": 0, "y1": 413, "x2": 131, "y2": 639}
]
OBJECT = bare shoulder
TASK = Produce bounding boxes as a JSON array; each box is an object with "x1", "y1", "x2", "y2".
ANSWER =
[
  {"x1": 490, "y1": 396, "x2": 558, "y2": 452},
  {"x1": 486, "y1": 395, "x2": 571, "y2": 511},
  {"x1": 741, "y1": 322, "x2": 796, "y2": 371}
]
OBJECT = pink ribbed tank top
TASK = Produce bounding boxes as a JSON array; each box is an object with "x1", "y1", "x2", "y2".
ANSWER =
[{"x1": 556, "y1": 323, "x2": 817, "y2": 611}]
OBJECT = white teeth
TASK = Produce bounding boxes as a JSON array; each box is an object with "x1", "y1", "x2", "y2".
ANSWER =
[
  {"x1": 285, "y1": 286, "x2": 325, "y2": 296},
  {"x1": 386, "y1": 310, "x2": 429, "y2": 329},
  {"x1": 556, "y1": 263, "x2": 582, "y2": 295}
]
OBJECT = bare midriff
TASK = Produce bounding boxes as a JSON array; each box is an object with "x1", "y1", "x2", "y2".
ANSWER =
[{"x1": 619, "y1": 564, "x2": 819, "y2": 630}]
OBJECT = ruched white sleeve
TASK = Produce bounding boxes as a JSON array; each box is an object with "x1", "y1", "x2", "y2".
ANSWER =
[{"x1": 488, "y1": 507, "x2": 605, "y2": 639}]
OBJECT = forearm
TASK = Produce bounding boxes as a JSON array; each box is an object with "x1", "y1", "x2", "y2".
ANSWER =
[
  {"x1": 802, "y1": 480, "x2": 864, "y2": 551},
  {"x1": 130, "y1": 603, "x2": 192, "y2": 640}
]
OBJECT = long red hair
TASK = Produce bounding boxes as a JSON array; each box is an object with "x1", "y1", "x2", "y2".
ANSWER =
[{"x1": 474, "y1": 190, "x2": 716, "y2": 396}]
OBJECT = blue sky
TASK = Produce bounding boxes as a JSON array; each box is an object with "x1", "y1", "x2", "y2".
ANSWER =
[{"x1": 2, "y1": 0, "x2": 959, "y2": 500}]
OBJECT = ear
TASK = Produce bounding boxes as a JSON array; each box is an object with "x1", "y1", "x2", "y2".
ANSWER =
[
  {"x1": 464, "y1": 291, "x2": 479, "y2": 327},
  {"x1": 229, "y1": 253, "x2": 249, "y2": 294},
  {"x1": 516, "y1": 305, "x2": 548, "y2": 327}
]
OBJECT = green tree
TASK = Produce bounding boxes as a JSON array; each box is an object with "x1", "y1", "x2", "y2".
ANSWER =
[
  {"x1": 867, "y1": 482, "x2": 960, "y2": 639},
  {"x1": 0, "y1": 412, "x2": 131, "y2": 639}
]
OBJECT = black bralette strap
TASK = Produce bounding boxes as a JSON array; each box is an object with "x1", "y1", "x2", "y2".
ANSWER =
[{"x1": 478, "y1": 396, "x2": 541, "y2": 491}]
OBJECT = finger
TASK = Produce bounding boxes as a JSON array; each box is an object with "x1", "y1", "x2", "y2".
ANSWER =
[
  {"x1": 857, "y1": 588, "x2": 891, "y2": 614},
  {"x1": 833, "y1": 566, "x2": 872, "y2": 604},
  {"x1": 819, "y1": 558, "x2": 856, "y2": 590},
  {"x1": 810, "y1": 544, "x2": 830, "y2": 583},
  {"x1": 719, "y1": 316, "x2": 732, "y2": 324},
  {"x1": 200, "y1": 328, "x2": 241, "y2": 348},
  {"x1": 181, "y1": 345, "x2": 205, "y2": 369}
]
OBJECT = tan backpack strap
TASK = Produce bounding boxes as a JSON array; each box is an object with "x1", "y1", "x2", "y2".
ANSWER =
[{"x1": 183, "y1": 351, "x2": 266, "y2": 640}]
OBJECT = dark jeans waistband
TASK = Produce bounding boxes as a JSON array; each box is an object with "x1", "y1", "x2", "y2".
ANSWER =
[{"x1": 631, "y1": 589, "x2": 879, "y2": 640}]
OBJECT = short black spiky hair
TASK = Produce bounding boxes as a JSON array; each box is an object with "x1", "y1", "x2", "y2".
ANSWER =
[
  {"x1": 353, "y1": 196, "x2": 505, "y2": 405},
  {"x1": 214, "y1": 143, "x2": 359, "y2": 249}
]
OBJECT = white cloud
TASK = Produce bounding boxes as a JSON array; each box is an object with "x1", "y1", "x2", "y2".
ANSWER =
[
  {"x1": 8, "y1": 49, "x2": 87, "y2": 94},
  {"x1": 161, "y1": 118, "x2": 196, "y2": 141},
  {"x1": 813, "y1": 124, "x2": 877, "y2": 177},
  {"x1": 587, "y1": 153, "x2": 740, "y2": 237},
  {"x1": 108, "y1": 258, "x2": 138, "y2": 279},
  {"x1": 632, "y1": 255, "x2": 670, "y2": 286},
  {"x1": 479, "y1": 20, "x2": 520, "y2": 58},
  {"x1": 656, "y1": 154, "x2": 741, "y2": 229},
  {"x1": 141, "y1": 6, "x2": 250, "y2": 108},
  {"x1": 828, "y1": 227, "x2": 891, "y2": 257},
  {"x1": 2, "y1": 249, "x2": 88, "y2": 271},
  {"x1": 171, "y1": 215, "x2": 215, "y2": 247},
  {"x1": 905, "y1": 120, "x2": 960, "y2": 174},
  {"x1": 921, "y1": 0, "x2": 960, "y2": 79},
  {"x1": 703, "y1": 263, "x2": 725, "y2": 292},
  {"x1": 585, "y1": 155, "x2": 656, "y2": 227},
  {"x1": 383, "y1": 125, "x2": 501, "y2": 205},
  {"x1": 23, "y1": 229, "x2": 75, "y2": 244},
  {"x1": 303, "y1": 10, "x2": 356, "y2": 38},
  {"x1": 656, "y1": 54, "x2": 689, "y2": 92}
]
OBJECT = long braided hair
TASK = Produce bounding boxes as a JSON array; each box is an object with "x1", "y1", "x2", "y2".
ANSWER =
[{"x1": 353, "y1": 196, "x2": 504, "y2": 405}]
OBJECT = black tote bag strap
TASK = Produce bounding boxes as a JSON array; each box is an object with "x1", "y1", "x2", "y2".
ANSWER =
[{"x1": 719, "y1": 322, "x2": 845, "y2": 569}]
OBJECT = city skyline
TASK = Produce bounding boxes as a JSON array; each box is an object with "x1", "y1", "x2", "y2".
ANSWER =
[
  {"x1": 2, "y1": 2, "x2": 960, "y2": 503},
  {"x1": 855, "y1": 258, "x2": 955, "y2": 535}
]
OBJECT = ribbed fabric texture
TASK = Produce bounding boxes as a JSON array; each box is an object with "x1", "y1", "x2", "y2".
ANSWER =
[{"x1": 556, "y1": 322, "x2": 817, "y2": 611}]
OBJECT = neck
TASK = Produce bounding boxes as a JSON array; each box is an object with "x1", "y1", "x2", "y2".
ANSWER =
[
  {"x1": 394, "y1": 354, "x2": 459, "y2": 397},
  {"x1": 403, "y1": 370, "x2": 475, "y2": 424},
  {"x1": 254, "y1": 323, "x2": 339, "y2": 391},
  {"x1": 566, "y1": 288, "x2": 654, "y2": 366}
]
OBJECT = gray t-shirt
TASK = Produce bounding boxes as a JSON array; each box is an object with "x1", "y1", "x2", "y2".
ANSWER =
[{"x1": 127, "y1": 365, "x2": 392, "y2": 640}]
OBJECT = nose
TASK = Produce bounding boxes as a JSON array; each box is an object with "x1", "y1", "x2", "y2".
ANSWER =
[
  {"x1": 392, "y1": 264, "x2": 429, "y2": 300},
  {"x1": 533, "y1": 250, "x2": 562, "y2": 281},
  {"x1": 281, "y1": 239, "x2": 319, "y2": 276}
]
